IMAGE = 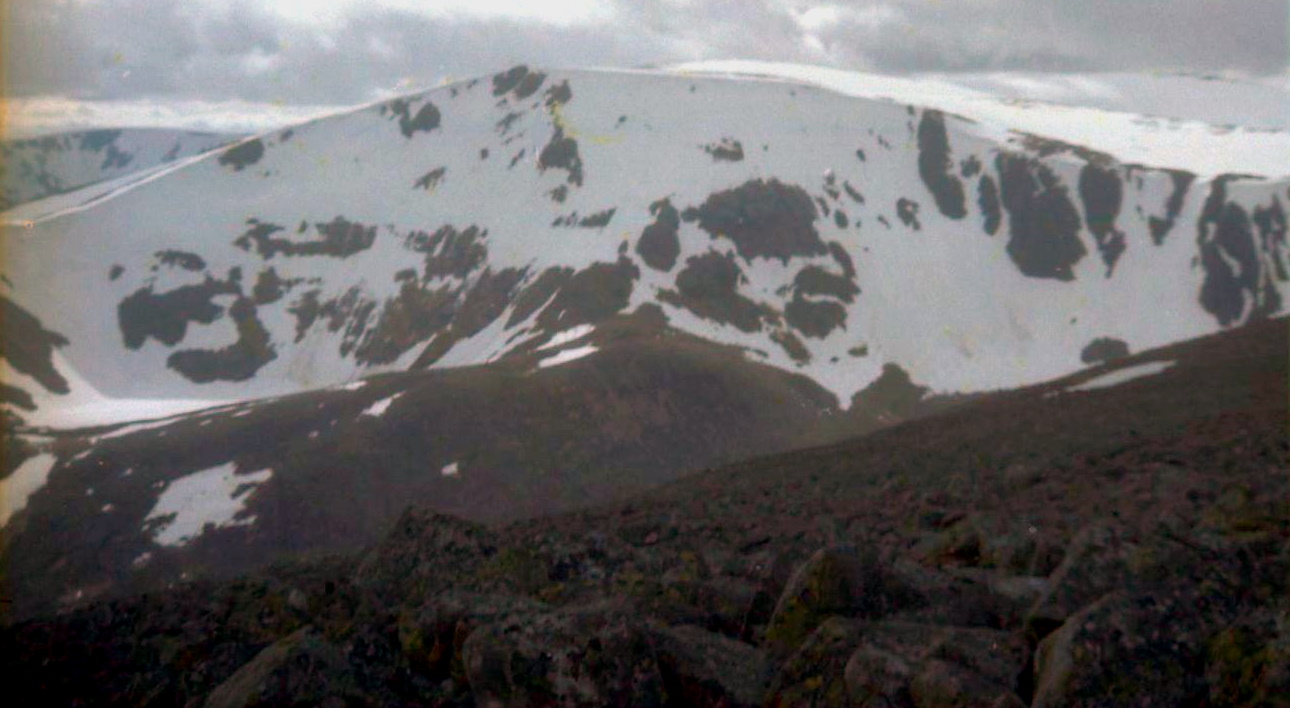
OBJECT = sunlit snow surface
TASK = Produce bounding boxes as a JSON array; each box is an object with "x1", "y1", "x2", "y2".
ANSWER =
[
  {"x1": 538, "y1": 345, "x2": 599, "y2": 369},
  {"x1": 144, "y1": 463, "x2": 272, "y2": 546},
  {"x1": 0, "y1": 454, "x2": 57, "y2": 527},
  {"x1": 536, "y1": 324, "x2": 596, "y2": 351},
  {"x1": 925, "y1": 70, "x2": 1290, "y2": 132},
  {"x1": 7, "y1": 353, "x2": 239, "y2": 430},
  {"x1": 1067, "y1": 360, "x2": 1175, "y2": 392},
  {"x1": 666, "y1": 61, "x2": 1290, "y2": 177},
  {"x1": 360, "y1": 393, "x2": 404, "y2": 417}
]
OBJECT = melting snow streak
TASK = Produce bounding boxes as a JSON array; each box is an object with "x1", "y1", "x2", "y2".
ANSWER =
[
  {"x1": 537, "y1": 324, "x2": 596, "y2": 351},
  {"x1": 360, "y1": 393, "x2": 404, "y2": 417},
  {"x1": 1068, "y1": 360, "x2": 1175, "y2": 392},
  {"x1": 1, "y1": 454, "x2": 57, "y2": 527},
  {"x1": 538, "y1": 345, "x2": 599, "y2": 369}
]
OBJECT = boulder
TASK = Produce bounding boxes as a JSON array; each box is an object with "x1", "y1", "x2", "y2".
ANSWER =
[
  {"x1": 908, "y1": 659, "x2": 1026, "y2": 708},
  {"x1": 915, "y1": 514, "x2": 1062, "y2": 576},
  {"x1": 764, "y1": 546, "x2": 914, "y2": 654},
  {"x1": 844, "y1": 644, "x2": 916, "y2": 707},
  {"x1": 397, "y1": 592, "x2": 549, "y2": 683},
  {"x1": 945, "y1": 568, "x2": 1050, "y2": 628},
  {"x1": 816, "y1": 621, "x2": 1029, "y2": 707},
  {"x1": 884, "y1": 560, "x2": 1005, "y2": 628},
  {"x1": 353, "y1": 508, "x2": 497, "y2": 601},
  {"x1": 1203, "y1": 608, "x2": 1290, "y2": 707},
  {"x1": 630, "y1": 575, "x2": 766, "y2": 640},
  {"x1": 852, "y1": 622, "x2": 1028, "y2": 697},
  {"x1": 765, "y1": 616, "x2": 867, "y2": 707},
  {"x1": 461, "y1": 604, "x2": 665, "y2": 707},
  {"x1": 1025, "y1": 520, "x2": 1193, "y2": 636},
  {"x1": 203, "y1": 628, "x2": 366, "y2": 708},
  {"x1": 1031, "y1": 590, "x2": 1217, "y2": 707},
  {"x1": 650, "y1": 624, "x2": 773, "y2": 707}
]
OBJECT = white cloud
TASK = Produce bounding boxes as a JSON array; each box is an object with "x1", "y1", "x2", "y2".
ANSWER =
[
  {"x1": 793, "y1": 3, "x2": 903, "y2": 32},
  {"x1": 796, "y1": 5, "x2": 845, "y2": 32},
  {"x1": 849, "y1": 4, "x2": 904, "y2": 30},
  {"x1": 264, "y1": 0, "x2": 617, "y2": 27},
  {"x1": 5, "y1": 96, "x2": 348, "y2": 137}
]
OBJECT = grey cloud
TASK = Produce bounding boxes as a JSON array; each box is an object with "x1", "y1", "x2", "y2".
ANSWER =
[{"x1": 4, "y1": 0, "x2": 1285, "y2": 106}]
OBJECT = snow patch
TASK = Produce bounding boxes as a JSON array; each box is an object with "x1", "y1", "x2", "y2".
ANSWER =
[
  {"x1": 1067, "y1": 360, "x2": 1176, "y2": 392},
  {"x1": 441, "y1": 461, "x2": 460, "y2": 477},
  {"x1": 16, "y1": 353, "x2": 240, "y2": 429},
  {"x1": 144, "y1": 464, "x2": 273, "y2": 546},
  {"x1": 537, "y1": 324, "x2": 596, "y2": 351},
  {"x1": 538, "y1": 345, "x2": 599, "y2": 369},
  {"x1": 360, "y1": 393, "x2": 404, "y2": 417},
  {"x1": 0, "y1": 454, "x2": 57, "y2": 527}
]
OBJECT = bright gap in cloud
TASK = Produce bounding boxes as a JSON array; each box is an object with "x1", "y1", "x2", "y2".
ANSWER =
[{"x1": 265, "y1": 0, "x2": 616, "y2": 27}]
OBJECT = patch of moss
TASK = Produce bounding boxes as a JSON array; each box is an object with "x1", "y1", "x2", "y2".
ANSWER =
[
  {"x1": 2, "y1": 294, "x2": 71, "y2": 394},
  {"x1": 637, "y1": 198, "x2": 682, "y2": 272},
  {"x1": 167, "y1": 298, "x2": 277, "y2": 382},
  {"x1": 117, "y1": 275, "x2": 239, "y2": 350},
  {"x1": 682, "y1": 179, "x2": 825, "y2": 263},
  {"x1": 784, "y1": 295, "x2": 846, "y2": 339},
  {"x1": 772, "y1": 329, "x2": 811, "y2": 364},
  {"x1": 218, "y1": 139, "x2": 265, "y2": 171},
  {"x1": 659, "y1": 251, "x2": 772, "y2": 333},
  {"x1": 1205, "y1": 623, "x2": 1289, "y2": 707},
  {"x1": 235, "y1": 217, "x2": 377, "y2": 260}
]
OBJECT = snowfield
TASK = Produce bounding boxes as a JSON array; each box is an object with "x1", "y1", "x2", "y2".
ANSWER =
[
  {"x1": 3, "y1": 62, "x2": 1287, "y2": 430},
  {"x1": 144, "y1": 464, "x2": 273, "y2": 547}
]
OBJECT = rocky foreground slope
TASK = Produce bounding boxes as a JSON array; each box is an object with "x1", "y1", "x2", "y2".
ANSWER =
[{"x1": 5, "y1": 316, "x2": 1285, "y2": 707}]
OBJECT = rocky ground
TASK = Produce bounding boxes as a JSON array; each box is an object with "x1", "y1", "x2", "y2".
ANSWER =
[{"x1": 3, "y1": 317, "x2": 1288, "y2": 707}]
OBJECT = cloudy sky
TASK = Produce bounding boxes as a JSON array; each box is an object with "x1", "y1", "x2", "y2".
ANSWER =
[{"x1": 4, "y1": 0, "x2": 1287, "y2": 134}]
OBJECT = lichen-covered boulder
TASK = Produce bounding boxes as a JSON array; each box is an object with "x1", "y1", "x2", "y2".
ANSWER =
[
  {"x1": 203, "y1": 627, "x2": 366, "y2": 708},
  {"x1": 844, "y1": 644, "x2": 917, "y2": 707},
  {"x1": 765, "y1": 616, "x2": 867, "y2": 707},
  {"x1": 764, "y1": 546, "x2": 913, "y2": 654},
  {"x1": 845, "y1": 621, "x2": 1029, "y2": 703},
  {"x1": 1203, "y1": 608, "x2": 1290, "y2": 708},
  {"x1": 914, "y1": 513, "x2": 1064, "y2": 577},
  {"x1": 884, "y1": 560, "x2": 1005, "y2": 629},
  {"x1": 649, "y1": 624, "x2": 773, "y2": 707},
  {"x1": 461, "y1": 604, "x2": 665, "y2": 707},
  {"x1": 397, "y1": 592, "x2": 549, "y2": 684},
  {"x1": 1025, "y1": 520, "x2": 1195, "y2": 636},
  {"x1": 945, "y1": 568, "x2": 1050, "y2": 629},
  {"x1": 353, "y1": 507, "x2": 497, "y2": 601},
  {"x1": 1031, "y1": 590, "x2": 1218, "y2": 707},
  {"x1": 908, "y1": 659, "x2": 1026, "y2": 708}
]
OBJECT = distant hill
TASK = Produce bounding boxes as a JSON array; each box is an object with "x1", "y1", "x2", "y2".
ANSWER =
[{"x1": 1, "y1": 127, "x2": 234, "y2": 210}]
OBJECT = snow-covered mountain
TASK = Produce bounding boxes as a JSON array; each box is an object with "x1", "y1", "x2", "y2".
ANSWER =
[
  {"x1": 2, "y1": 62, "x2": 1288, "y2": 615},
  {"x1": 4, "y1": 62, "x2": 1287, "y2": 429},
  {"x1": 924, "y1": 68, "x2": 1290, "y2": 133},
  {"x1": 1, "y1": 127, "x2": 234, "y2": 211}
]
